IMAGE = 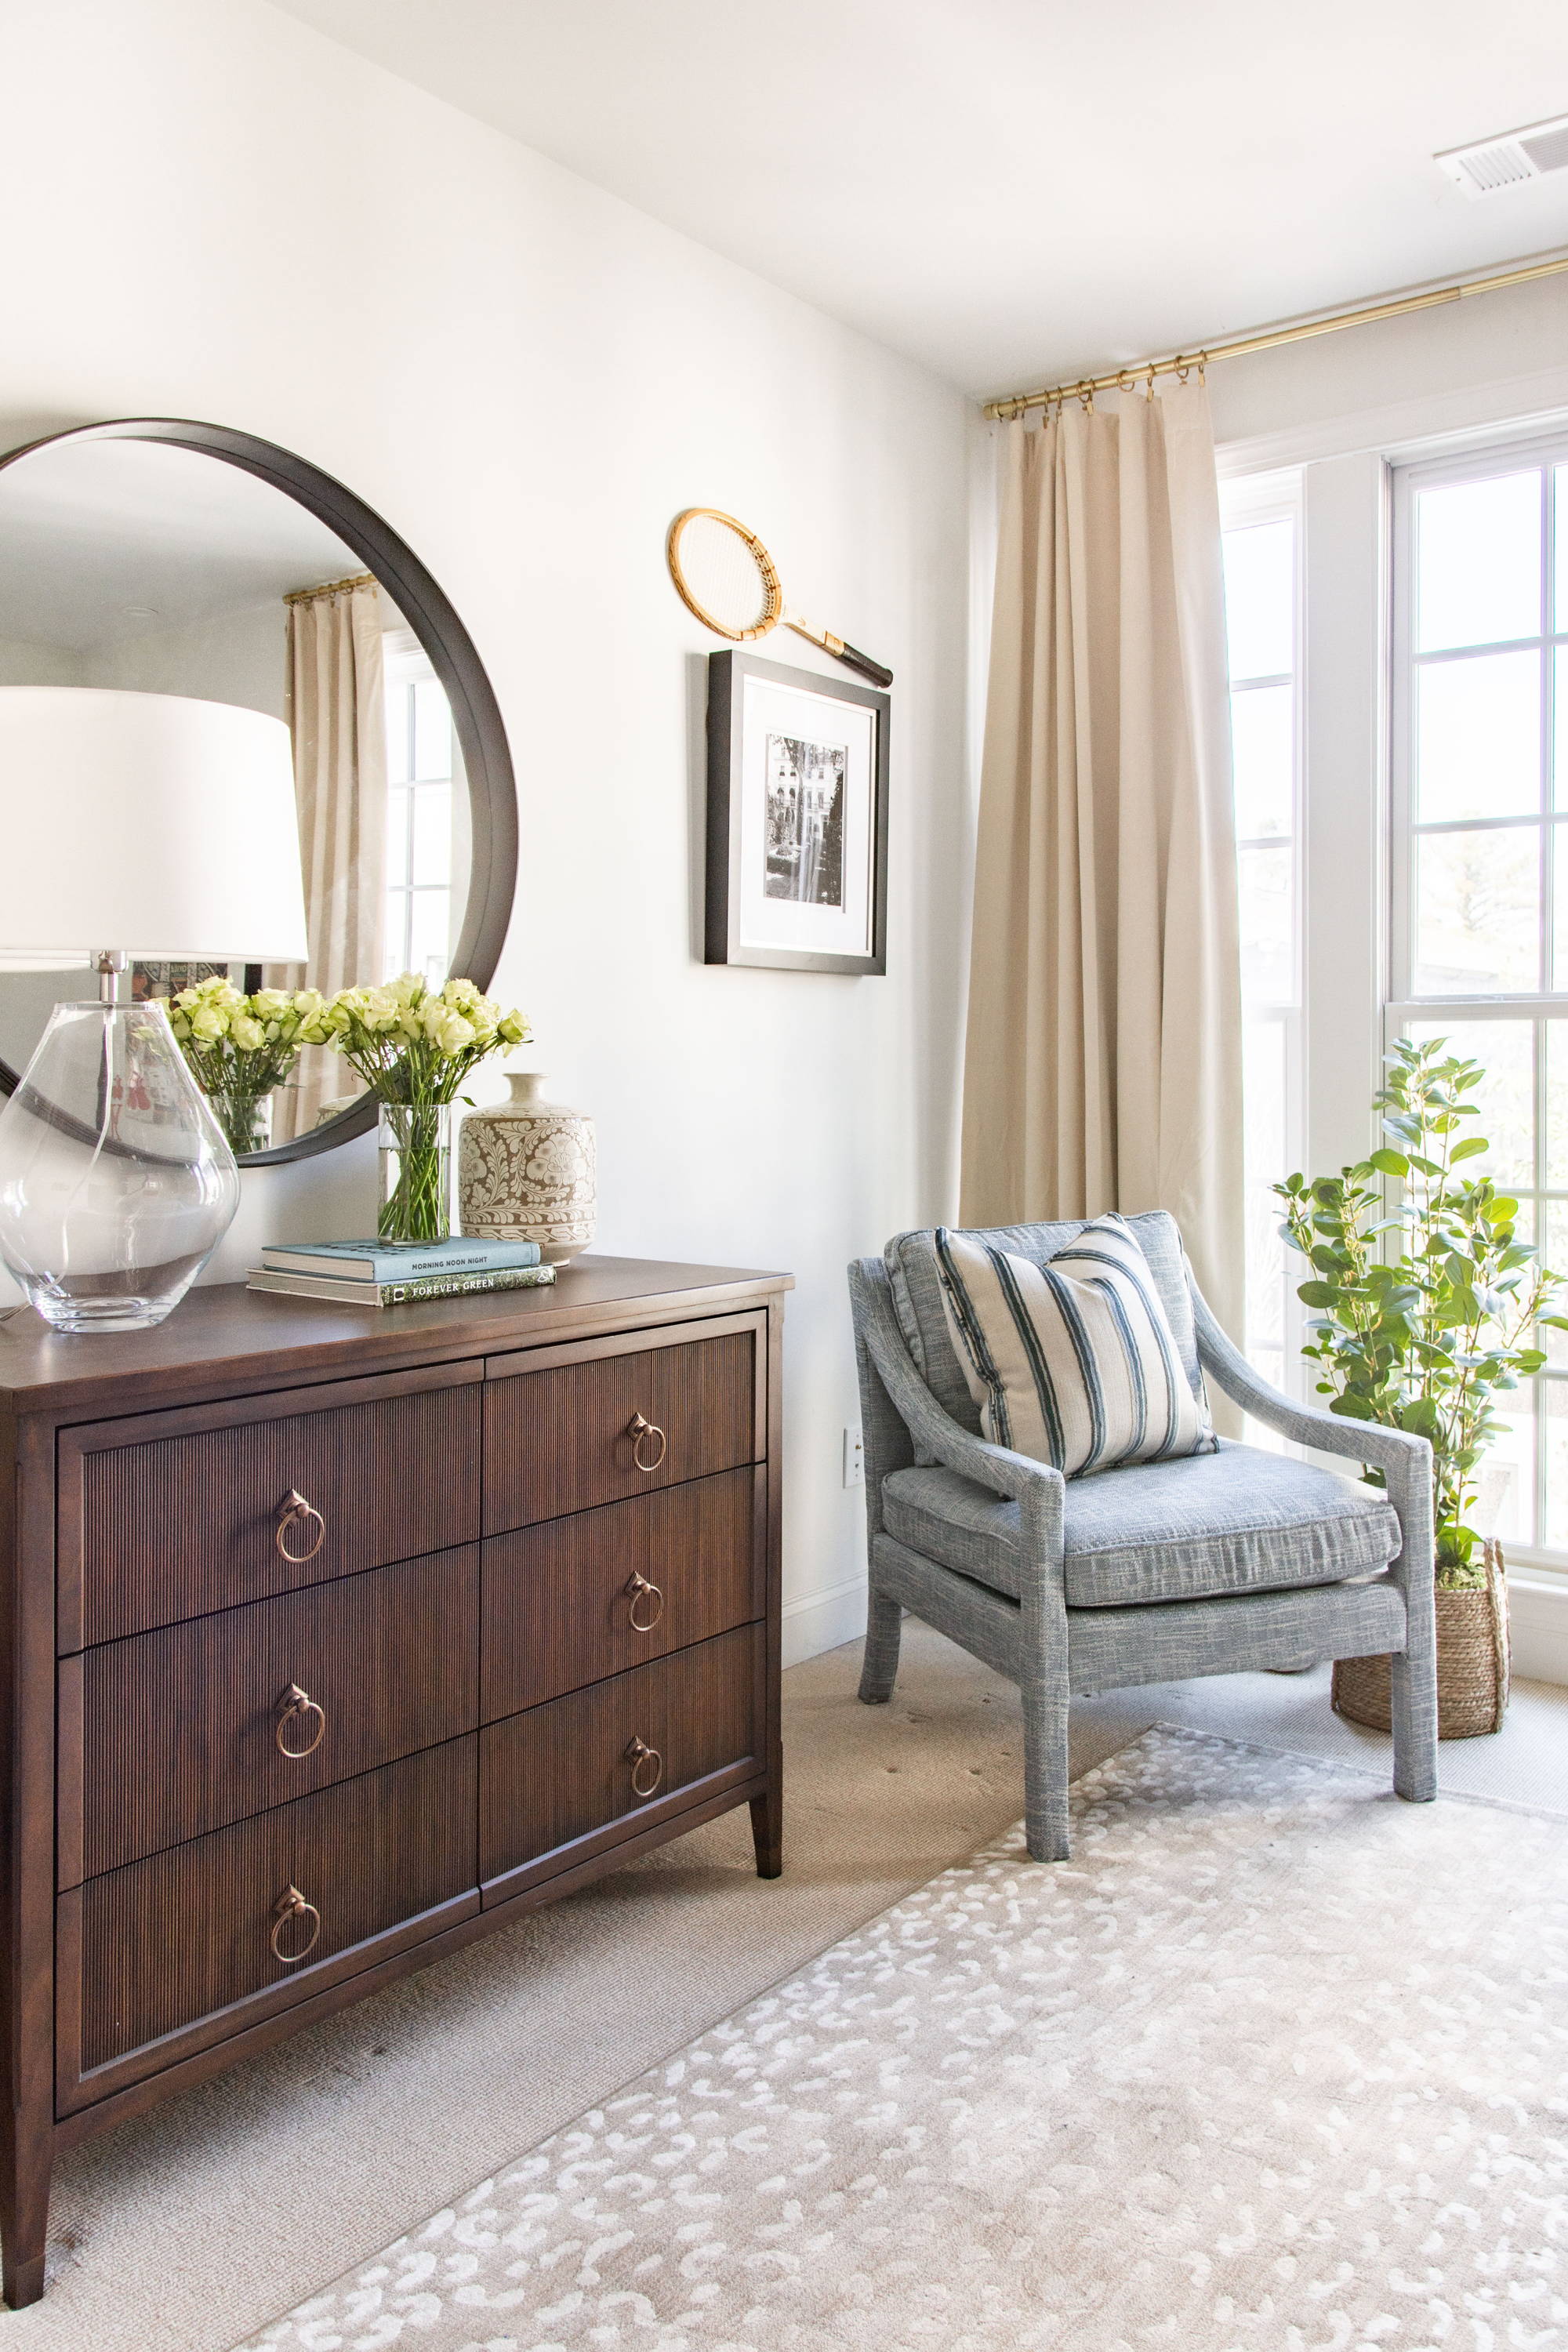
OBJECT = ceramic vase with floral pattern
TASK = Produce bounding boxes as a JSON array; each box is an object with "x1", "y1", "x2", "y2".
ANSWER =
[{"x1": 458, "y1": 1073, "x2": 596, "y2": 1265}]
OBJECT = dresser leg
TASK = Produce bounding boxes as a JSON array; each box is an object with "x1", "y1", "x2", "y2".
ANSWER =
[
  {"x1": 749, "y1": 1787, "x2": 782, "y2": 1879},
  {"x1": 1, "y1": 2145, "x2": 51, "y2": 2308}
]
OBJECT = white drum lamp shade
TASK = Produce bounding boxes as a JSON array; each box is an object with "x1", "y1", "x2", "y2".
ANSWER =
[
  {"x1": 0, "y1": 685, "x2": 311, "y2": 1335},
  {"x1": 0, "y1": 685, "x2": 308, "y2": 964}
]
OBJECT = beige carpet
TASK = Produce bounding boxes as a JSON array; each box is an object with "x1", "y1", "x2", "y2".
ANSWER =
[
  {"x1": 10, "y1": 1629, "x2": 1568, "y2": 2351},
  {"x1": 238, "y1": 1722, "x2": 1568, "y2": 2351}
]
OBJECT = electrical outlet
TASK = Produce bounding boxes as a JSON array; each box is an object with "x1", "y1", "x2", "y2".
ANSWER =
[{"x1": 842, "y1": 1427, "x2": 864, "y2": 1488}]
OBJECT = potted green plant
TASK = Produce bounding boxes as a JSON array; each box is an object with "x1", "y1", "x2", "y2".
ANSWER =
[
  {"x1": 1275, "y1": 1035, "x2": 1566, "y2": 1737},
  {"x1": 313, "y1": 973, "x2": 530, "y2": 1244},
  {"x1": 164, "y1": 978, "x2": 325, "y2": 1158}
]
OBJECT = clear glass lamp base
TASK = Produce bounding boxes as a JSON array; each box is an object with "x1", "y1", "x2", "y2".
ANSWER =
[{"x1": 0, "y1": 1000, "x2": 241, "y2": 1334}]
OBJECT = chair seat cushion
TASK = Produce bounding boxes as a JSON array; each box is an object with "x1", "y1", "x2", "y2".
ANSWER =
[{"x1": 880, "y1": 1441, "x2": 1402, "y2": 1609}]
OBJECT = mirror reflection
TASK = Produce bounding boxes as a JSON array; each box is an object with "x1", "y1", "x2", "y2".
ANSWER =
[{"x1": 0, "y1": 438, "x2": 472, "y2": 1147}]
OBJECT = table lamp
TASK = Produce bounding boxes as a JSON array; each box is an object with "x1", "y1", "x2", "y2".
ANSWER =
[{"x1": 0, "y1": 686, "x2": 309, "y2": 1332}]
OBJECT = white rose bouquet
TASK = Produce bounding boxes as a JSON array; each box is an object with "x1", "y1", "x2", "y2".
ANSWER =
[
  {"x1": 313, "y1": 974, "x2": 530, "y2": 1243},
  {"x1": 162, "y1": 977, "x2": 327, "y2": 1158}
]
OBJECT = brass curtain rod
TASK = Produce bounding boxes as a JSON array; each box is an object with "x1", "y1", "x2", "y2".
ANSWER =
[
  {"x1": 984, "y1": 249, "x2": 1568, "y2": 421},
  {"x1": 283, "y1": 571, "x2": 376, "y2": 604}
]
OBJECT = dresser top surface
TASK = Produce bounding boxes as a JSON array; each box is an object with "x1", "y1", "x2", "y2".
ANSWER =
[{"x1": 0, "y1": 1254, "x2": 791, "y2": 1418}]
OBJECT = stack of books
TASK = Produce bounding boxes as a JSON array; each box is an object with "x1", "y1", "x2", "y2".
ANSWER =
[{"x1": 248, "y1": 1236, "x2": 556, "y2": 1308}]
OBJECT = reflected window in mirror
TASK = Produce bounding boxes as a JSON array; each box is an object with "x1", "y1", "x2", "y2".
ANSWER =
[{"x1": 384, "y1": 630, "x2": 470, "y2": 989}]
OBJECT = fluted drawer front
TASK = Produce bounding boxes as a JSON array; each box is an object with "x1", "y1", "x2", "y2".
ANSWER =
[
  {"x1": 60, "y1": 1548, "x2": 480, "y2": 1887},
  {"x1": 61, "y1": 1363, "x2": 482, "y2": 1648},
  {"x1": 483, "y1": 1327, "x2": 760, "y2": 1532},
  {"x1": 480, "y1": 1624, "x2": 760, "y2": 1897},
  {"x1": 482, "y1": 1468, "x2": 760, "y2": 1718},
  {"x1": 62, "y1": 1737, "x2": 477, "y2": 2098}
]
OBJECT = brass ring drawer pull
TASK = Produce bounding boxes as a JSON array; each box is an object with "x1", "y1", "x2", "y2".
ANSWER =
[
  {"x1": 270, "y1": 1883, "x2": 321, "y2": 1965},
  {"x1": 626, "y1": 1735, "x2": 663, "y2": 1797},
  {"x1": 275, "y1": 1490, "x2": 326, "y2": 1564},
  {"x1": 627, "y1": 1413, "x2": 667, "y2": 1473},
  {"x1": 274, "y1": 1681, "x2": 326, "y2": 1759},
  {"x1": 625, "y1": 1571, "x2": 665, "y2": 1633}
]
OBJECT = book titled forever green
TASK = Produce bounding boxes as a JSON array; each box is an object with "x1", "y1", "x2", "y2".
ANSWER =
[
  {"x1": 247, "y1": 1262, "x2": 557, "y2": 1308},
  {"x1": 261, "y1": 1235, "x2": 542, "y2": 1284}
]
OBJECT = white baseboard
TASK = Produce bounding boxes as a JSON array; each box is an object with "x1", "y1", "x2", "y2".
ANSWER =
[
  {"x1": 781, "y1": 1572, "x2": 867, "y2": 1669},
  {"x1": 1507, "y1": 1577, "x2": 1568, "y2": 1689}
]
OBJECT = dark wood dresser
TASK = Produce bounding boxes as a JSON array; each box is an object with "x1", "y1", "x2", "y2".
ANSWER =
[{"x1": 0, "y1": 1253, "x2": 789, "y2": 2307}]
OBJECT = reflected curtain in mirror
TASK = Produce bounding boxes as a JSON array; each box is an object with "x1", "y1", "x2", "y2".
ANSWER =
[
  {"x1": 959, "y1": 384, "x2": 1246, "y2": 1355},
  {"x1": 270, "y1": 575, "x2": 387, "y2": 1138}
]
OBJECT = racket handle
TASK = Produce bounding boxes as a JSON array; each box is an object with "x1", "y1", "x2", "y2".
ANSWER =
[
  {"x1": 786, "y1": 613, "x2": 894, "y2": 691},
  {"x1": 833, "y1": 640, "x2": 894, "y2": 690}
]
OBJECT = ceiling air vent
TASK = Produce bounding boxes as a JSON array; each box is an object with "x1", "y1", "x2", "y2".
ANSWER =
[{"x1": 1437, "y1": 112, "x2": 1568, "y2": 198}]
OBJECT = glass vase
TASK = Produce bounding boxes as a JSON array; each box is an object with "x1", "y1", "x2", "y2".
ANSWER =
[
  {"x1": 377, "y1": 1100, "x2": 454, "y2": 1245},
  {"x1": 207, "y1": 1083, "x2": 273, "y2": 1160},
  {"x1": 0, "y1": 1000, "x2": 241, "y2": 1332}
]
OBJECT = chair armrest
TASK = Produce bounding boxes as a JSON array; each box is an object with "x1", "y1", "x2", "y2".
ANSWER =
[
  {"x1": 1189, "y1": 1283, "x2": 1434, "y2": 1592},
  {"x1": 847, "y1": 1259, "x2": 1065, "y2": 1521}
]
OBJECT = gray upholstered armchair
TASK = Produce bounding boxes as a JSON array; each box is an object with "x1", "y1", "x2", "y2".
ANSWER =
[{"x1": 848, "y1": 1212, "x2": 1438, "y2": 1860}]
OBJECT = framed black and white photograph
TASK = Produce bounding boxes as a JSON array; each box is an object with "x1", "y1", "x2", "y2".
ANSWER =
[{"x1": 705, "y1": 649, "x2": 889, "y2": 974}]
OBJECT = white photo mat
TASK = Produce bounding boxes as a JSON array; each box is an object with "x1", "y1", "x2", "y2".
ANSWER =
[{"x1": 735, "y1": 674, "x2": 877, "y2": 960}]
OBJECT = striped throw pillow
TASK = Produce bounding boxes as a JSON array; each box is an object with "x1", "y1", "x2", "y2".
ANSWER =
[{"x1": 933, "y1": 1214, "x2": 1216, "y2": 1477}]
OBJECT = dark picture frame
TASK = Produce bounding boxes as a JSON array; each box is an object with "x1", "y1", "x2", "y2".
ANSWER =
[{"x1": 705, "y1": 648, "x2": 889, "y2": 975}]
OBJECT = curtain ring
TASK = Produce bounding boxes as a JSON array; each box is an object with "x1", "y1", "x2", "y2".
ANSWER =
[
  {"x1": 1198, "y1": 352, "x2": 1208, "y2": 383},
  {"x1": 1145, "y1": 369, "x2": 1156, "y2": 401},
  {"x1": 1174, "y1": 355, "x2": 1191, "y2": 385}
]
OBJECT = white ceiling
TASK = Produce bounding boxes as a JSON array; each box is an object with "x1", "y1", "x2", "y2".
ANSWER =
[
  {"x1": 271, "y1": 0, "x2": 1568, "y2": 400},
  {"x1": 0, "y1": 441, "x2": 360, "y2": 650}
]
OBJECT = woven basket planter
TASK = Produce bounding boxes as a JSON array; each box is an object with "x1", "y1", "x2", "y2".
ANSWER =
[{"x1": 1331, "y1": 1538, "x2": 1510, "y2": 1740}]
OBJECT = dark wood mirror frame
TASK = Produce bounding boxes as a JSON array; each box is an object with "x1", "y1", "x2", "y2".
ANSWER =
[{"x1": 0, "y1": 417, "x2": 519, "y2": 1166}]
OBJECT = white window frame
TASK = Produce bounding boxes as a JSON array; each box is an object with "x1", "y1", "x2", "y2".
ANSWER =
[
  {"x1": 1221, "y1": 469, "x2": 1306, "y2": 1406},
  {"x1": 383, "y1": 626, "x2": 456, "y2": 985},
  {"x1": 1386, "y1": 430, "x2": 1568, "y2": 1572}
]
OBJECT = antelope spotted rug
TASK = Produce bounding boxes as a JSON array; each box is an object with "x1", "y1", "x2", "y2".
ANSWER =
[{"x1": 239, "y1": 1724, "x2": 1568, "y2": 2352}]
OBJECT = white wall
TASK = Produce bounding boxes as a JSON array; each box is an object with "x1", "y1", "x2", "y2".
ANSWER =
[
  {"x1": 1210, "y1": 267, "x2": 1568, "y2": 465},
  {"x1": 0, "y1": 0, "x2": 976, "y2": 1664},
  {"x1": 80, "y1": 599, "x2": 289, "y2": 719}
]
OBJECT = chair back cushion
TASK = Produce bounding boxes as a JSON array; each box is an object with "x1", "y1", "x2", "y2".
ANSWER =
[
  {"x1": 932, "y1": 1214, "x2": 1216, "y2": 1475},
  {"x1": 885, "y1": 1209, "x2": 1203, "y2": 1440}
]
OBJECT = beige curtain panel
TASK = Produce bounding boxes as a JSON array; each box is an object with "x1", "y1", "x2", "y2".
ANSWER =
[
  {"x1": 960, "y1": 383, "x2": 1245, "y2": 1348},
  {"x1": 269, "y1": 579, "x2": 388, "y2": 1140}
]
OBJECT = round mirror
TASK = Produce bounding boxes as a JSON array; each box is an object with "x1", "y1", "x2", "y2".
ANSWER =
[{"x1": 0, "y1": 419, "x2": 517, "y2": 1163}]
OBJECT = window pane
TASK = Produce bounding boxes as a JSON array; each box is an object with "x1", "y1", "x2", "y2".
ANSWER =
[
  {"x1": 1223, "y1": 519, "x2": 1293, "y2": 681},
  {"x1": 1555, "y1": 645, "x2": 1568, "y2": 809},
  {"x1": 1406, "y1": 1016, "x2": 1534, "y2": 1186},
  {"x1": 383, "y1": 889, "x2": 406, "y2": 976},
  {"x1": 1413, "y1": 827, "x2": 1539, "y2": 994},
  {"x1": 1541, "y1": 1201, "x2": 1568, "y2": 1372},
  {"x1": 1242, "y1": 1020, "x2": 1288, "y2": 1353},
  {"x1": 385, "y1": 786, "x2": 410, "y2": 887},
  {"x1": 1238, "y1": 843, "x2": 1292, "y2": 1003},
  {"x1": 1556, "y1": 467, "x2": 1568, "y2": 633},
  {"x1": 1477, "y1": 1376, "x2": 1535, "y2": 1547},
  {"x1": 410, "y1": 782, "x2": 452, "y2": 886},
  {"x1": 1231, "y1": 683, "x2": 1292, "y2": 840},
  {"x1": 1415, "y1": 470, "x2": 1541, "y2": 652},
  {"x1": 385, "y1": 684, "x2": 412, "y2": 786},
  {"x1": 412, "y1": 679, "x2": 450, "y2": 781},
  {"x1": 408, "y1": 887, "x2": 452, "y2": 985},
  {"x1": 1414, "y1": 649, "x2": 1540, "y2": 823}
]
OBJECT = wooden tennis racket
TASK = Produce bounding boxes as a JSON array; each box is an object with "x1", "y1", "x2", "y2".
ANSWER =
[{"x1": 666, "y1": 508, "x2": 893, "y2": 688}]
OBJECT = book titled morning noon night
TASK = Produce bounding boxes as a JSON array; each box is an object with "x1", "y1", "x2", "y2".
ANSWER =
[{"x1": 261, "y1": 1236, "x2": 543, "y2": 1283}]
